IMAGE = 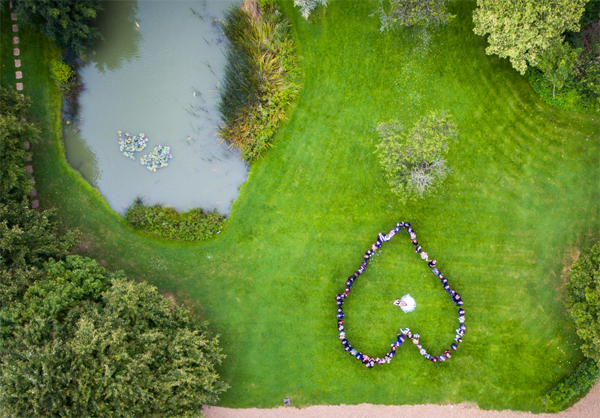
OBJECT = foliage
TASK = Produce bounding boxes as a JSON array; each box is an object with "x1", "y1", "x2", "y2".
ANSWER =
[
  {"x1": 532, "y1": 0, "x2": 600, "y2": 113},
  {"x1": 48, "y1": 59, "x2": 80, "y2": 97},
  {"x1": 536, "y1": 42, "x2": 582, "y2": 99},
  {"x1": 0, "y1": 260, "x2": 228, "y2": 418},
  {"x1": 218, "y1": 0, "x2": 301, "y2": 162},
  {"x1": 12, "y1": 0, "x2": 103, "y2": 59},
  {"x1": 472, "y1": 0, "x2": 588, "y2": 75},
  {"x1": 528, "y1": 67, "x2": 598, "y2": 114},
  {"x1": 125, "y1": 201, "x2": 226, "y2": 241},
  {"x1": 0, "y1": 87, "x2": 40, "y2": 203},
  {"x1": 544, "y1": 358, "x2": 600, "y2": 412},
  {"x1": 4, "y1": 0, "x2": 600, "y2": 411},
  {"x1": 0, "y1": 201, "x2": 78, "y2": 271},
  {"x1": 293, "y1": 0, "x2": 328, "y2": 19},
  {"x1": 566, "y1": 244, "x2": 600, "y2": 365},
  {"x1": 375, "y1": 111, "x2": 458, "y2": 202},
  {"x1": 373, "y1": 0, "x2": 455, "y2": 32}
]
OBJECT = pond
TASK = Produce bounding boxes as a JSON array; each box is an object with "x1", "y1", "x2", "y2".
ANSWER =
[{"x1": 63, "y1": 0, "x2": 247, "y2": 215}]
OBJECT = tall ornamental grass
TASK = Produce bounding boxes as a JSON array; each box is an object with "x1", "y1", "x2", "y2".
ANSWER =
[{"x1": 218, "y1": 0, "x2": 300, "y2": 162}]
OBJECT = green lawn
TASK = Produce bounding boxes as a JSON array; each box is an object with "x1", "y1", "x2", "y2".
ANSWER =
[{"x1": 2, "y1": 0, "x2": 600, "y2": 413}]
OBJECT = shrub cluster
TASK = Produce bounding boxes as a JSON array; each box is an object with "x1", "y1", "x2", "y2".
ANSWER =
[
  {"x1": 375, "y1": 111, "x2": 458, "y2": 202},
  {"x1": 125, "y1": 202, "x2": 226, "y2": 241},
  {"x1": 218, "y1": 0, "x2": 300, "y2": 162},
  {"x1": 544, "y1": 358, "x2": 600, "y2": 412},
  {"x1": 565, "y1": 243, "x2": 600, "y2": 365},
  {"x1": 529, "y1": 0, "x2": 600, "y2": 114}
]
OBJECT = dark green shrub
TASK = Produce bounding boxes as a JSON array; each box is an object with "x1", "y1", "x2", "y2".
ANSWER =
[
  {"x1": 125, "y1": 203, "x2": 226, "y2": 241},
  {"x1": 544, "y1": 358, "x2": 600, "y2": 412},
  {"x1": 13, "y1": 0, "x2": 103, "y2": 59},
  {"x1": 566, "y1": 243, "x2": 600, "y2": 365},
  {"x1": 218, "y1": 0, "x2": 300, "y2": 162},
  {"x1": 529, "y1": 0, "x2": 600, "y2": 114}
]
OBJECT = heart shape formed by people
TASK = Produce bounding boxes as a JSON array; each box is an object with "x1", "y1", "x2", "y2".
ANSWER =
[{"x1": 335, "y1": 222, "x2": 465, "y2": 368}]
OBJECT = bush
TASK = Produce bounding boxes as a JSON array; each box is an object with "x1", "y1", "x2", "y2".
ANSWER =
[
  {"x1": 218, "y1": 0, "x2": 300, "y2": 162},
  {"x1": 544, "y1": 358, "x2": 600, "y2": 412},
  {"x1": 566, "y1": 243, "x2": 600, "y2": 365},
  {"x1": 529, "y1": 0, "x2": 600, "y2": 114},
  {"x1": 0, "y1": 87, "x2": 41, "y2": 203},
  {"x1": 375, "y1": 110, "x2": 458, "y2": 202},
  {"x1": 49, "y1": 59, "x2": 82, "y2": 99},
  {"x1": 125, "y1": 202, "x2": 226, "y2": 241}
]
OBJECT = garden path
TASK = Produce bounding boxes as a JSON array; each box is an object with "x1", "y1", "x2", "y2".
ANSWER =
[{"x1": 203, "y1": 381, "x2": 599, "y2": 418}]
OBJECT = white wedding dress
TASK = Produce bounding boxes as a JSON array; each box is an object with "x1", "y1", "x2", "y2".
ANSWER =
[{"x1": 400, "y1": 294, "x2": 416, "y2": 313}]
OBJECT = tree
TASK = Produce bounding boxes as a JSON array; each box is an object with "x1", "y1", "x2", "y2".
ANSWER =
[
  {"x1": 565, "y1": 244, "x2": 600, "y2": 366},
  {"x1": 0, "y1": 201, "x2": 78, "y2": 271},
  {"x1": 374, "y1": 0, "x2": 455, "y2": 33},
  {"x1": 537, "y1": 42, "x2": 582, "y2": 98},
  {"x1": 294, "y1": 0, "x2": 329, "y2": 19},
  {"x1": 0, "y1": 88, "x2": 41, "y2": 203},
  {"x1": 375, "y1": 111, "x2": 458, "y2": 202},
  {"x1": 473, "y1": 0, "x2": 588, "y2": 75},
  {"x1": 12, "y1": 0, "x2": 103, "y2": 58},
  {"x1": 0, "y1": 257, "x2": 228, "y2": 418}
]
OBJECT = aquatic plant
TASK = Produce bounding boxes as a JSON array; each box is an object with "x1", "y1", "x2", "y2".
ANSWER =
[
  {"x1": 125, "y1": 201, "x2": 225, "y2": 241},
  {"x1": 117, "y1": 131, "x2": 148, "y2": 160},
  {"x1": 218, "y1": 0, "x2": 301, "y2": 162},
  {"x1": 140, "y1": 145, "x2": 172, "y2": 172}
]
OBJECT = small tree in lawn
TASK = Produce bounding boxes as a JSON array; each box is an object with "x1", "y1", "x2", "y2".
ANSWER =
[
  {"x1": 294, "y1": 0, "x2": 329, "y2": 19},
  {"x1": 537, "y1": 42, "x2": 582, "y2": 98},
  {"x1": 375, "y1": 110, "x2": 458, "y2": 202},
  {"x1": 373, "y1": 0, "x2": 455, "y2": 33}
]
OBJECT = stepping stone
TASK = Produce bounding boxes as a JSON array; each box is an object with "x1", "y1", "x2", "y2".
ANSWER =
[
  {"x1": 16, "y1": 71, "x2": 22, "y2": 79},
  {"x1": 30, "y1": 189, "x2": 37, "y2": 198},
  {"x1": 26, "y1": 155, "x2": 32, "y2": 161},
  {"x1": 12, "y1": 24, "x2": 18, "y2": 32},
  {"x1": 13, "y1": 36, "x2": 18, "y2": 44},
  {"x1": 13, "y1": 48, "x2": 19, "y2": 56},
  {"x1": 31, "y1": 200, "x2": 39, "y2": 209},
  {"x1": 16, "y1": 82, "x2": 23, "y2": 91},
  {"x1": 24, "y1": 141, "x2": 30, "y2": 149},
  {"x1": 25, "y1": 165, "x2": 33, "y2": 173},
  {"x1": 30, "y1": 177, "x2": 35, "y2": 183},
  {"x1": 15, "y1": 59, "x2": 21, "y2": 67},
  {"x1": 11, "y1": 12, "x2": 16, "y2": 20}
]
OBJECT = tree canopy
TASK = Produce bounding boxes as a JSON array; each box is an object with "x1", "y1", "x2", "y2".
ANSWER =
[
  {"x1": 566, "y1": 244, "x2": 600, "y2": 366},
  {"x1": 0, "y1": 256, "x2": 228, "y2": 418},
  {"x1": 375, "y1": 110, "x2": 458, "y2": 202},
  {"x1": 13, "y1": 0, "x2": 103, "y2": 58},
  {"x1": 473, "y1": 0, "x2": 588, "y2": 74}
]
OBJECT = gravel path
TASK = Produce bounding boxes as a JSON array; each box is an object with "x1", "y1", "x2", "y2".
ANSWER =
[{"x1": 204, "y1": 381, "x2": 600, "y2": 418}]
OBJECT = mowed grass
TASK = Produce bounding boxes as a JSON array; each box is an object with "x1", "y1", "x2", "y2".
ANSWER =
[{"x1": 2, "y1": 0, "x2": 600, "y2": 412}]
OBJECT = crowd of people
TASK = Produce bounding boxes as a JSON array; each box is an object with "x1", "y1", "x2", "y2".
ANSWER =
[{"x1": 336, "y1": 221, "x2": 466, "y2": 368}]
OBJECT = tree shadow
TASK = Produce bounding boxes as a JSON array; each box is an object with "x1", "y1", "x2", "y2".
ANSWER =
[{"x1": 87, "y1": 0, "x2": 141, "y2": 73}]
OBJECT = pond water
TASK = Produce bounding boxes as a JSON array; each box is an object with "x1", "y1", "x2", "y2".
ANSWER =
[{"x1": 64, "y1": 0, "x2": 247, "y2": 215}]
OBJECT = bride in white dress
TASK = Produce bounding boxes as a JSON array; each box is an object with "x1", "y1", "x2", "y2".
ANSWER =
[{"x1": 394, "y1": 294, "x2": 416, "y2": 313}]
